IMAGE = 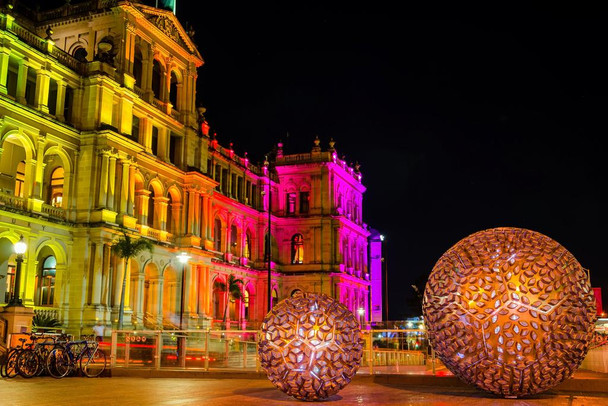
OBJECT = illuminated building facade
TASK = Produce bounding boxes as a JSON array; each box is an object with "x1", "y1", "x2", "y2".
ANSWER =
[{"x1": 0, "y1": 0, "x2": 374, "y2": 334}]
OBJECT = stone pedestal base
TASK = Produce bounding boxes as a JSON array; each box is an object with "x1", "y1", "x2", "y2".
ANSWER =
[{"x1": 0, "y1": 305, "x2": 35, "y2": 346}]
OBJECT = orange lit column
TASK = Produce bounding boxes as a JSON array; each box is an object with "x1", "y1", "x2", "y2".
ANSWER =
[{"x1": 154, "y1": 196, "x2": 169, "y2": 231}]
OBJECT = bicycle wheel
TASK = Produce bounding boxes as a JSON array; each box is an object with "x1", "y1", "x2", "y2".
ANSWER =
[
  {"x1": 4, "y1": 350, "x2": 20, "y2": 378},
  {"x1": 16, "y1": 350, "x2": 40, "y2": 378},
  {"x1": 0, "y1": 349, "x2": 14, "y2": 378},
  {"x1": 80, "y1": 347, "x2": 106, "y2": 378},
  {"x1": 46, "y1": 347, "x2": 71, "y2": 379}
]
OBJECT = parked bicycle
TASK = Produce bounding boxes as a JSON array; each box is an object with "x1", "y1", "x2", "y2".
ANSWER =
[{"x1": 46, "y1": 338, "x2": 106, "y2": 378}]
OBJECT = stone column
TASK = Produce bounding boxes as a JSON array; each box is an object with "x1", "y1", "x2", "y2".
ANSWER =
[
  {"x1": 101, "y1": 243, "x2": 111, "y2": 306},
  {"x1": 128, "y1": 163, "x2": 136, "y2": 216},
  {"x1": 16, "y1": 59, "x2": 28, "y2": 104},
  {"x1": 0, "y1": 44, "x2": 10, "y2": 95},
  {"x1": 91, "y1": 242, "x2": 103, "y2": 305},
  {"x1": 107, "y1": 155, "x2": 117, "y2": 211},
  {"x1": 201, "y1": 194, "x2": 209, "y2": 240},
  {"x1": 97, "y1": 150, "x2": 110, "y2": 208},
  {"x1": 35, "y1": 68, "x2": 50, "y2": 113},
  {"x1": 32, "y1": 137, "x2": 46, "y2": 200},
  {"x1": 119, "y1": 159, "x2": 130, "y2": 214},
  {"x1": 154, "y1": 196, "x2": 169, "y2": 231},
  {"x1": 55, "y1": 80, "x2": 66, "y2": 122}
]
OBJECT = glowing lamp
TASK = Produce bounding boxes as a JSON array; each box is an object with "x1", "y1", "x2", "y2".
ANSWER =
[
  {"x1": 423, "y1": 227, "x2": 596, "y2": 398},
  {"x1": 176, "y1": 252, "x2": 190, "y2": 264},
  {"x1": 14, "y1": 235, "x2": 27, "y2": 255}
]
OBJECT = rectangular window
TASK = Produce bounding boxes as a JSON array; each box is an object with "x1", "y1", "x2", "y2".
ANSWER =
[
  {"x1": 24, "y1": 68, "x2": 36, "y2": 106},
  {"x1": 151, "y1": 126, "x2": 159, "y2": 155},
  {"x1": 236, "y1": 177, "x2": 242, "y2": 202},
  {"x1": 245, "y1": 180, "x2": 251, "y2": 205},
  {"x1": 64, "y1": 86, "x2": 74, "y2": 124},
  {"x1": 286, "y1": 193, "x2": 296, "y2": 215},
  {"x1": 300, "y1": 191, "x2": 310, "y2": 213},
  {"x1": 207, "y1": 159, "x2": 212, "y2": 176},
  {"x1": 221, "y1": 169, "x2": 228, "y2": 194},
  {"x1": 252, "y1": 185, "x2": 257, "y2": 208},
  {"x1": 231, "y1": 173, "x2": 237, "y2": 197},
  {"x1": 6, "y1": 59, "x2": 18, "y2": 98},
  {"x1": 48, "y1": 78, "x2": 58, "y2": 116},
  {"x1": 169, "y1": 133, "x2": 180, "y2": 165},
  {"x1": 131, "y1": 116, "x2": 140, "y2": 142}
]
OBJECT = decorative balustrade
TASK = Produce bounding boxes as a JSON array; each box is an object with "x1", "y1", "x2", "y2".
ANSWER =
[
  {"x1": 33, "y1": 307, "x2": 59, "y2": 321},
  {"x1": 152, "y1": 98, "x2": 165, "y2": 111},
  {"x1": 170, "y1": 109, "x2": 180, "y2": 120},
  {"x1": 133, "y1": 86, "x2": 144, "y2": 99},
  {"x1": 0, "y1": 193, "x2": 27, "y2": 210},
  {"x1": 41, "y1": 203, "x2": 66, "y2": 220}
]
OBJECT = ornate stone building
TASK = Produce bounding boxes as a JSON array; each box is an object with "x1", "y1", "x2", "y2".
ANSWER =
[{"x1": 0, "y1": 0, "x2": 374, "y2": 334}]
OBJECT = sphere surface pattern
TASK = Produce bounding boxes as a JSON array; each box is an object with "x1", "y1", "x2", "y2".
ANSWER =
[
  {"x1": 258, "y1": 292, "x2": 363, "y2": 401},
  {"x1": 423, "y1": 228, "x2": 596, "y2": 397}
]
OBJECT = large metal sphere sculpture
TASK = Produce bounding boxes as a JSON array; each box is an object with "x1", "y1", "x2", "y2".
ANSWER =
[
  {"x1": 423, "y1": 228, "x2": 596, "y2": 397},
  {"x1": 258, "y1": 292, "x2": 364, "y2": 401}
]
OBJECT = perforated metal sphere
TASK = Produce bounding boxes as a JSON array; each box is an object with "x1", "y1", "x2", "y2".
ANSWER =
[
  {"x1": 258, "y1": 292, "x2": 364, "y2": 401},
  {"x1": 423, "y1": 228, "x2": 596, "y2": 397}
]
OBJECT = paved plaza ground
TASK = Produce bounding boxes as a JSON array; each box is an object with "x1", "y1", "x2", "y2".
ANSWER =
[{"x1": 2, "y1": 375, "x2": 608, "y2": 405}]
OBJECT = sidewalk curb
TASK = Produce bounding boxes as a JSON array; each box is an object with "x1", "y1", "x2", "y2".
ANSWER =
[{"x1": 108, "y1": 368, "x2": 608, "y2": 394}]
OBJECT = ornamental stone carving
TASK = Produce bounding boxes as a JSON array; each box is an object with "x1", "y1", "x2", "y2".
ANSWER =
[
  {"x1": 258, "y1": 292, "x2": 363, "y2": 401},
  {"x1": 423, "y1": 227, "x2": 596, "y2": 397}
]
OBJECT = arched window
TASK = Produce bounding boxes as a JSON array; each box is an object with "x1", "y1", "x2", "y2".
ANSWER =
[
  {"x1": 291, "y1": 289, "x2": 302, "y2": 297},
  {"x1": 133, "y1": 47, "x2": 143, "y2": 87},
  {"x1": 214, "y1": 218, "x2": 222, "y2": 251},
  {"x1": 230, "y1": 225, "x2": 238, "y2": 255},
  {"x1": 291, "y1": 234, "x2": 304, "y2": 264},
  {"x1": 49, "y1": 167, "x2": 64, "y2": 207},
  {"x1": 14, "y1": 161, "x2": 25, "y2": 198},
  {"x1": 73, "y1": 47, "x2": 88, "y2": 63},
  {"x1": 152, "y1": 59, "x2": 162, "y2": 99},
  {"x1": 36, "y1": 256, "x2": 56, "y2": 306},
  {"x1": 271, "y1": 288, "x2": 278, "y2": 308},
  {"x1": 243, "y1": 289, "x2": 250, "y2": 320},
  {"x1": 212, "y1": 284, "x2": 222, "y2": 319},
  {"x1": 169, "y1": 71, "x2": 178, "y2": 109},
  {"x1": 244, "y1": 232, "x2": 251, "y2": 260},
  {"x1": 147, "y1": 189, "x2": 155, "y2": 227}
]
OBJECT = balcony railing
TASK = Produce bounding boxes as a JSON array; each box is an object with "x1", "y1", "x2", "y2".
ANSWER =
[
  {"x1": 41, "y1": 203, "x2": 66, "y2": 220},
  {"x1": 0, "y1": 193, "x2": 26, "y2": 210}
]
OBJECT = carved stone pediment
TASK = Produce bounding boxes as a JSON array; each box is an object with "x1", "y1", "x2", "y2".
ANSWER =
[{"x1": 131, "y1": 4, "x2": 202, "y2": 61}]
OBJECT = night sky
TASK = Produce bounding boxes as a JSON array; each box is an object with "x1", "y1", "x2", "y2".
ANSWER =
[
  {"x1": 178, "y1": 13, "x2": 604, "y2": 318},
  {"x1": 21, "y1": 2, "x2": 606, "y2": 318}
]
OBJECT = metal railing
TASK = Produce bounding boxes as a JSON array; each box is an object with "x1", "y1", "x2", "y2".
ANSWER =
[{"x1": 108, "y1": 328, "x2": 435, "y2": 375}]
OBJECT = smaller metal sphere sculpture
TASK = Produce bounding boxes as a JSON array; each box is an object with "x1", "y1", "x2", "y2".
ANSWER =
[
  {"x1": 423, "y1": 228, "x2": 596, "y2": 398},
  {"x1": 258, "y1": 292, "x2": 364, "y2": 401}
]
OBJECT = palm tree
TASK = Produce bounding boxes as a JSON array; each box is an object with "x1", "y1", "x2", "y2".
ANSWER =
[
  {"x1": 213, "y1": 274, "x2": 244, "y2": 324},
  {"x1": 112, "y1": 231, "x2": 154, "y2": 329}
]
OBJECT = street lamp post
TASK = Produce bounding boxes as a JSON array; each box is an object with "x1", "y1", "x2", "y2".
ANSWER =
[
  {"x1": 8, "y1": 235, "x2": 27, "y2": 307},
  {"x1": 176, "y1": 251, "x2": 190, "y2": 368},
  {"x1": 264, "y1": 156, "x2": 272, "y2": 312},
  {"x1": 176, "y1": 252, "x2": 191, "y2": 330},
  {"x1": 357, "y1": 307, "x2": 365, "y2": 327}
]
